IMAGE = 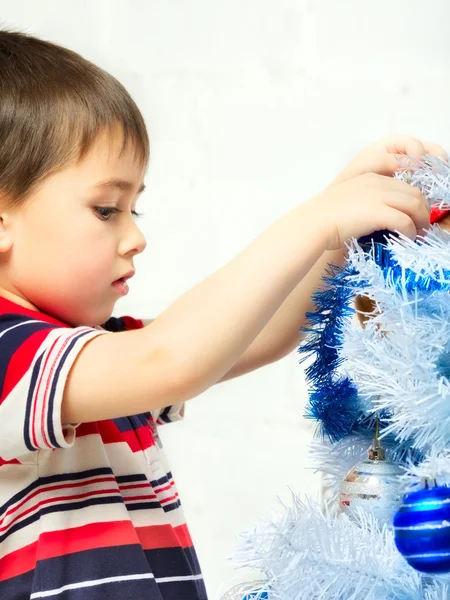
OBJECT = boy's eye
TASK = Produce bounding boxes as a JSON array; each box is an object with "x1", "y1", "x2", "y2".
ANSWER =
[
  {"x1": 94, "y1": 207, "x2": 142, "y2": 221},
  {"x1": 94, "y1": 206, "x2": 120, "y2": 221}
]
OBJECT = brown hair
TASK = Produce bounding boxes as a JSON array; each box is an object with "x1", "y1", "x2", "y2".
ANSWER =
[{"x1": 0, "y1": 29, "x2": 150, "y2": 207}]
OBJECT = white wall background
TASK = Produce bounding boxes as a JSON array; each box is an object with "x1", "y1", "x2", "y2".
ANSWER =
[{"x1": 1, "y1": 1, "x2": 450, "y2": 596}]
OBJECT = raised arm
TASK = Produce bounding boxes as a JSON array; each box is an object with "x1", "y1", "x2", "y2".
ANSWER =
[
  {"x1": 62, "y1": 170, "x2": 429, "y2": 424},
  {"x1": 218, "y1": 136, "x2": 446, "y2": 380}
]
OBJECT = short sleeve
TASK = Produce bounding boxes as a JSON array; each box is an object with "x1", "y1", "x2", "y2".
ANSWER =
[
  {"x1": 0, "y1": 315, "x2": 106, "y2": 461},
  {"x1": 102, "y1": 315, "x2": 185, "y2": 425}
]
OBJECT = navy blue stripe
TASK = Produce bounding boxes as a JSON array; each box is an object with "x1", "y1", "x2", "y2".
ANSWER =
[
  {"x1": 126, "y1": 500, "x2": 181, "y2": 513},
  {"x1": 101, "y1": 317, "x2": 127, "y2": 332},
  {"x1": 150, "y1": 473, "x2": 174, "y2": 488},
  {"x1": 155, "y1": 578, "x2": 207, "y2": 600},
  {"x1": 31, "y1": 545, "x2": 157, "y2": 593},
  {"x1": 0, "y1": 565, "x2": 34, "y2": 600},
  {"x1": 0, "y1": 543, "x2": 206, "y2": 600},
  {"x1": 0, "y1": 467, "x2": 114, "y2": 514},
  {"x1": 46, "y1": 329, "x2": 96, "y2": 447},
  {"x1": 158, "y1": 407, "x2": 172, "y2": 424},
  {"x1": 117, "y1": 472, "x2": 176, "y2": 491},
  {"x1": 47, "y1": 579, "x2": 164, "y2": 600},
  {"x1": 23, "y1": 351, "x2": 45, "y2": 451},
  {"x1": 125, "y1": 501, "x2": 164, "y2": 511},
  {"x1": 116, "y1": 473, "x2": 148, "y2": 484},
  {"x1": 0, "y1": 315, "x2": 56, "y2": 400},
  {"x1": 0, "y1": 554, "x2": 162, "y2": 600},
  {"x1": 143, "y1": 546, "x2": 203, "y2": 579},
  {"x1": 0, "y1": 496, "x2": 124, "y2": 544},
  {"x1": 113, "y1": 412, "x2": 151, "y2": 433}
]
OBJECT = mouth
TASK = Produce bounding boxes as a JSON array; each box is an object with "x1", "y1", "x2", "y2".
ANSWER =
[
  {"x1": 112, "y1": 270, "x2": 135, "y2": 296},
  {"x1": 118, "y1": 269, "x2": 135, "y2": 282}
]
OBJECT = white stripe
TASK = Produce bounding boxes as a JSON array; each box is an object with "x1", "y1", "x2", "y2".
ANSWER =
[
  {"x1": 30, "y1": 573, "x2": 155, "y2": 599},
  {"x1": 1, "y1": 491, "x2": 122, "y2": 538},
  {"x1": 156, "y1": 573, "x2": 204, "y2": 584},
  {"x1": 403, "y1": 550, "x2": 450, "y2": 559},
  {"x1": 1, "y1": 475, "x2": 120, "y2": 532}
]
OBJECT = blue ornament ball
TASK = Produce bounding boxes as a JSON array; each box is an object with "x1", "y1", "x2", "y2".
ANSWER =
[{"x1": 393, "y1": 485, "x2": 450, "y2": 573}]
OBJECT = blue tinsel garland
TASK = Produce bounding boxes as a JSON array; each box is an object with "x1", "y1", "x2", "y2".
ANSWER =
[
  {"x1": 299, "y1": 235, "x2": 450, "y2": 443},
  {"x1": 298, "y1": 261, "x2": 361, "y2": 441}
]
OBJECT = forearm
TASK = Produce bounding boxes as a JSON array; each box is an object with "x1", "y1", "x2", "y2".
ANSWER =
[
  {"x1": 219, "y1": 247, "x2": 347, "y2": 380},
  {"x1": 144, "y1": 201, "x2": 328, "y2": 397}
]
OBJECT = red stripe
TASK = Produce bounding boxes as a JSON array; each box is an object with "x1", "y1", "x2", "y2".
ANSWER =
[
  {"x1": 0, "y1": 476, "x2": 117, "y2": 526},
  {"x1": 0, "y1": 297, "x2": 69, "y2": 328},
  {"x1": 0, "y1": 488, "x2": 120, "y2": 534},
  {"x1": 70, "y1": 420, "x2": 156, "y2": 454},
  {"x1": 135, "y1": 523, "x2": 193, "y2": 550},
  {"x1": 94, "y1": 420, "x2": 154, "y2": 453},
  {"x1": 0, "y1": 521, "x2": 139, "y2": 581},
  {"x1": 71, "y1": 421, "x2": 100, "y2": 437},
  {"x1": 159, "y1": 493, "x2": 179, "y2": 505},
  {"x1": 31, "y1": 335, "x2": 60, "y2": 449},
  {"x1": 31, "y1": 332, "x2": 63, "y2": 448},
  {"x1": 0, "y1": 540, "x2": 37, "y2": 581},
  {"x1": 121, "y1": 316, "x2": 144, "y2": 330},
  {"x1": 153, "y1": 482, "x2": 175, "y2": 494},
  {"x1": 118, "y1": 483, "x2": 151, "y2": 491},
  {"x1": 124, "y1": 492, "x2": 178, "y2": 505},
  {"x1": 37, "y1": 328, "x2": 92, "y2": 449},
  {"x1": 0, "y1": 457, "x2": 20, "y2": 466}
]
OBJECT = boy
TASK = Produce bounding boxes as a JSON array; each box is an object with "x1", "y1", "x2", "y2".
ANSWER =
[{"x1": 0, "y1": 28, "x2": 443, "y2": 600}]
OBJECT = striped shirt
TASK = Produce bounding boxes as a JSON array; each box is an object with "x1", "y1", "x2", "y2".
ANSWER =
[{"x1": 0, "y1": 297, "x2": 207, "y2": 599}]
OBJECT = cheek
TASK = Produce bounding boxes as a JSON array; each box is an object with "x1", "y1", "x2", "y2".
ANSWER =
[
  {"x1": 19, "y1": 212, "x2": 115, "y2": 280},
  {"x1": 66, "y1": 229, "x2": 116, "y2": 279}
]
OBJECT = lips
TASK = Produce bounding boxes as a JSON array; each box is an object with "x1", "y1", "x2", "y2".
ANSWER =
[
  {"x1": 113, "y1": 269, "x2": 135, "y2": 285},
  {"x1": 112, "y1": 270, "x2": 135, "y2": 296}
]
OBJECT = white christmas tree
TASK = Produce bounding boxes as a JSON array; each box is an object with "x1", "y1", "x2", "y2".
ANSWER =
[{"x1": 223, "y1": 156, "x2": 450, "y2": 600}]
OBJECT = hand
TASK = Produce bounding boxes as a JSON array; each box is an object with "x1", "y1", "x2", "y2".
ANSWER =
[
  {"x1": 308, "y1": 172, "x2": 430, "y2": 251},
  {"x1": 331, "y1": 134, "x2": 446, "y2": 186}
]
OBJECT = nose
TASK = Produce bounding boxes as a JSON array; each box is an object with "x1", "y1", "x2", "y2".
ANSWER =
[{"x1": 119, "y1": 217, "x2": 147, "y2": 257}]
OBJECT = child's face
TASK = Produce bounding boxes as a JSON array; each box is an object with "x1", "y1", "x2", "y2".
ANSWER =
[{"x1": 0, "y1": 129, "x2": 147, "y2": 326}]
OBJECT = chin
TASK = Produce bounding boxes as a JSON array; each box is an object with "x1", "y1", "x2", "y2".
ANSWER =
[
  {"x1": 78, "y1": 308, "x2": 115, "y2": 329},
  {"x1": 49, "y1": 303, "x2": 114, "y2": 329},
  {"x1": 29, "y1": 289, "x2": 117, "y2": 328}
]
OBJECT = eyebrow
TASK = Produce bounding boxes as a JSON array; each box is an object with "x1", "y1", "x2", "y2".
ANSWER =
[{"x1": 93, "y1": 179, "x2": 146, "y2": 194}]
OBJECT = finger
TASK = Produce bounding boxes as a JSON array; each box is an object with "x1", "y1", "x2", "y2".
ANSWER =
[
  {"x1": 376, "y1": 206, "x2": 417, "y2": 241},
  {"x1": 382, "y1": 134, "x2": 426, "y2": 158},
  {"x1": 381, "y1": 192, "x2": 430, "y2": 233},
  {"x1": 423, "y1": 141, "x2": 447, "y2": 156},
  {"x1": 387, "y1": 178, "x2": 429, "y2": 207},
  {"x1": 367, "y1": 173, "x2": 429, "y2": 204},
  {"x1": 363, "y1": 151, "x2": 421, "y2": 177}
]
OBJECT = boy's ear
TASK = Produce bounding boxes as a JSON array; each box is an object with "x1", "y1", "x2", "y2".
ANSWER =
[{"x1": 0, "y1": 214, "x2": 14, "y2": 252}]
